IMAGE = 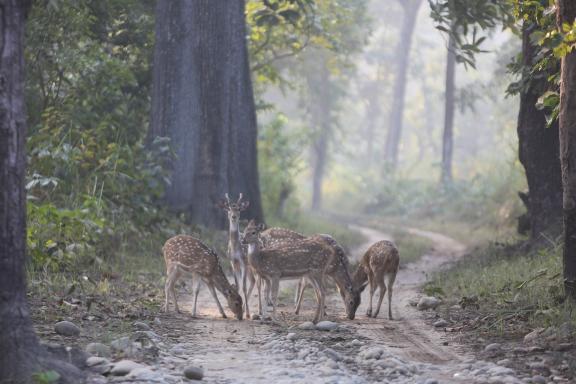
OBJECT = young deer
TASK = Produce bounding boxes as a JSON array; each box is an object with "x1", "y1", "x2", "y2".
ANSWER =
[
  {"x1": 163, "y1": 235, "x2": 243, "y2": 320},
  {"x1": 218, "y1": 193, "x2": 255, "y2": 319},
  {"x1": 352, "y1": 240, "x2": 399, "y2": 319},
  {"x1": 241, "y1": 221, "x2": 336, "y2": 323}
]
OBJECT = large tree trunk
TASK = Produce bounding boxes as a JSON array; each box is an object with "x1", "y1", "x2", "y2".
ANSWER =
[
  {"x1": 517, "y1": 24, "x2": 563, "y2": 242},
  {"x1": 149, "y1": 0, "x2": 263, "y2": 228},
  {"x1": 310, "y1": 57, "x2": 330, "y2": 211},
  {"x1": 440, "y1": 34, "x2": 456, "y2": 185},
  {"x1": 557, "y1": 0, "x2": 576, "y2": 300},
  {"x1": 384, "y1": 0, "x2": 422, "y2": 171},
  {"x1": 0, "y1": 1, "x2": 83, "y2": 382}
]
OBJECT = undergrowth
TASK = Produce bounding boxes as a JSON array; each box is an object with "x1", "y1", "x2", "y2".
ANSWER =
[{"x1": 426, "y1": 241, "x2": 575, "y2": 336}]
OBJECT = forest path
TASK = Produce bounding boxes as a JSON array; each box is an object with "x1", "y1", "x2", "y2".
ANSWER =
[{"x1": 97, "y1": 223, "x2": 525, "y2": 384}]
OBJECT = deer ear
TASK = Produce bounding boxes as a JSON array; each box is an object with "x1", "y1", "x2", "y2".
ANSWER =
[
  {"x1": 239, "y1": 200, "x2": 250, "y2": 211},
  {"x1": 217, "y1": 199, "x2": 229, "y2": 210},
  {"x1": 257, "y1": 223, "x2": 266, "y2": 231}
]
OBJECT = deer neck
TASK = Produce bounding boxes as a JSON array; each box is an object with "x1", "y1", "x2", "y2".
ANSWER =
[
  {"x1": 212, "y1": 266, "x2": 235, "y2": 298},
  {"x1": 331, "y1": 264, "x2": 354, "y2": 293},
  {"x1": 352, "y1": 264, "x2": 368, "y2": 291},
  {"x1": 246, "y1": 241, "x2": 262, "y2": 266},
  {"x1": 227, "y1": 219, "x2": 242, "y2": 257}
]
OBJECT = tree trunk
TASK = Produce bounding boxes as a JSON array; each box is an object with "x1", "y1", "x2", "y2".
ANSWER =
[
  {"x1": 0, "y1": 1, "x2": 83, "y2": 382},
  {"x1": 557, "y1": 0, "x2": 576, "y2": 300},
  {"x1": 310, "y1": 54, "x2": 330, "y2": 211},
  {"x1": 384, "y1": 0, "x2": 422, "y2": 171},
  {"x1": 517, "y1": 24, "x2": 563, "y2": 242},
  {"x1": 441, "y1": 33, "x2": 456, "y2": 185},
  {"x1": 149, "y1": 0, "x2": 263, "y2": 228}
]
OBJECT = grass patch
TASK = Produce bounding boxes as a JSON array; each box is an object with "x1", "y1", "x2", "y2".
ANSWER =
[{"x1": 427, "y1": 241, "x2": 575, "y2": 336}]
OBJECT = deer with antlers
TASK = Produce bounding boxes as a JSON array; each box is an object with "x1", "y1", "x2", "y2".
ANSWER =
[
  {"x1": 218, "y1": 193, "x2": 255, "y2": 319},
  {"x1": 163, "y1": 235, "x2": 243, "y2": 320},
  {"x1": 352, "y1": 240, "x2": 399, "y2": 319}
]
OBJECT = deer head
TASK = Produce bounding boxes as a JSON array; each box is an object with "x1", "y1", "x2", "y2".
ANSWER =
[
  {"x1": 218, "y1": 193, "x2": 250, "y2": 224},
  {"x1": 241, "y1": 220, "x2": 266, "y2": 245},
  {"x1": 225, "y1": 284, "x2": 243, "y2": 320}
]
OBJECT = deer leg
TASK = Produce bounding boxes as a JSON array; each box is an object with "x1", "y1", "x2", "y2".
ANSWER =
[
  {"x1": 309, "y1": 276, "x2": 324, "y2": 323},
  {"x1": 242, "y1": 266, "x2": 251, "y2": 319},
  {"x1": 366, "y1": 270, "x2": 375, "y2": 317},
  {"x1": 265, "y1": 280, "x2": 273, "y2": 306},
  {"x1": 294, "y1": 278, "x2": 307, "y2": 315},
  {"x1": 270, "y1": 278, "x2": 280, "y2": 320},
  {"x1": 166, "y1": 267, "x2": 181, "y2": 313},
  {"x1": 387, "y1": 273, "x2": 397, "y2": 320},
  {"x1": 192, "y1": 274, "x2": 201, "y2": 317},
  {"x1": 373, "y1": 278, "x2": 387, "y2": 319},
  {"x1": 207, "y1": 283, "x2": 227, "y2": 319},
  {"x1": 163, "y1": 267, "x2": 177, "y2": 312},
  {"x1": 246, "y1": 269, "x2": 256, "y2": 317}
]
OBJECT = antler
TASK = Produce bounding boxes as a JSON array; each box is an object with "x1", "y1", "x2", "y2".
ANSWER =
[
  {"x1": 225, "y1": 193, "x2": 231, "y2": 205},
  {"x1": 237, "y1": 193, "x2": 243, "y2": 204}
]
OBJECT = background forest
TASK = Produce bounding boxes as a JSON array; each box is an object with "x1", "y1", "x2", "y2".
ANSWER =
[{"x1": 19, "y1": 0, "x2": 574, "y2": 354}]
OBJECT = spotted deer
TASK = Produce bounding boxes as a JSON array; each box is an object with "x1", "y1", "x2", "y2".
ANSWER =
[
  {"x1": 352, "y1": 240, "x2": 399, "y2": 319},
  {"x1": 218, "y1": 193, "x2": 255, "y2": 319},
  {"x1": 163, "y1": 235, "x2": 243, "y2": 320},
  {"x1": 258, "y1": 226, "x2": 360, "y2": 319},
  {"x1": 242, "y1": 221, "x2": 351, "y2": 323}
]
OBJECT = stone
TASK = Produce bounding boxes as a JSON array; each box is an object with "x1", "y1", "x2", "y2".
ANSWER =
[
  {"x1": 286, "y1": 332, "x2": 297, "y2": 341},
  {"x1": 324, "y1": 348, "x2": 342, "y2": 362},
  {"x1": 110, "y1": 360, "x2": 145, "y2": 376},
  {"x1": 126, "y1": 367, "x2": 162, "y2": 381},
  {"x1": 85, "y1": 343, "x2": 111, "y2": 358},
  {"x1": 532, "y1": 375, "x2": 547, "y2": 384},
  {"x1": 554, "y1": 343, "x2": 573, "y2": 352},
  {"x1": 54, "y1": 321, "x2": 80, "y2": 336},
  {"x1": 111, "y1": 336, "x2": 141, "y2": 358},
  {"x1": 417, "y1": 297, "x2": 441, "y2": 310},
  {"x1": 349, "y1": 339, "x2": 363, "y2": 347},
  {"x1": 298, "y1": 321, "x2": 316, "y2": 330},
  {"x1": 485, "y1": 343, "x2": 502, "y2": 353},
  {"x1": 86, "y1": 356, "x2": 109, "y2": 367},
  {"x1": 359, "y1": 347, "x2": 385, "y2": 360},
  {"x1": 424, "y1": 379, "x2": 439, "y2": 384},
  {"x1": 132, "y1": 321, "x2": 151, "y2": 331},
  {"x1": 497, "y1": 359, "x2": 512, "y2": 366},
  {"x1": 153, "y1": 317, "x2": 162, "y2": 326},
  {"x1": 433, "y1": 319, "x2": 449, "y2": 328},
  {"x1": 183, "y1": 366, "x2": 204, "y2": 380},
  {"x1": 524, "y1": 328, "x2": 545, "y2": 344},
  {"x1": 316, "y1": 321, "x2": 338, "y2": 331}
]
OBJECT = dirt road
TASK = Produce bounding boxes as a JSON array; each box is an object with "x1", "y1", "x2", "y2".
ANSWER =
[{"x1": 92, "y1": 224, "x2": 526, "y2": 384}]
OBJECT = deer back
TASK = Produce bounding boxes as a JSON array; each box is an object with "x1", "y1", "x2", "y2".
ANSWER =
[
  {"x1": 261, "y1": 227, "x2": 305, "y2": 248},
  {"x1": 363, "y1": 240, "x2": 399, "y2": 274},
  {"x1": 163, "y1": 235, "x2": 220, "y2": 277}
]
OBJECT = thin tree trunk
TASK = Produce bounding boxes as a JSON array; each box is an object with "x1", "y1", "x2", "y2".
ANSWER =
[
  {"x1": 0, "y1": 1, "x2": 83, "y2": 382},
  {"x1": 517, "y1": 24, "x2": 563, "y2": 242},
  {"x1": 149, "y1": 0, "x2": 263, "y2": 228},
  {"x1": 311, "y1": 55, "x2": 330, "y2": 211},
  {"x1": 384, "y1": 0, "x2": 422, "y2": 171},
  {"x1": 557, "y1": 0, "x2": 576, "y2": 300},
  {"x1": 441, "y1": 33, "x2": 456, "y2": 185}
]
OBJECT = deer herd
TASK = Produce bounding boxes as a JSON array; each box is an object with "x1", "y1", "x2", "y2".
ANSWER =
[{"x1": 162, "y1": 193, "x2": 400, "y2": 323}]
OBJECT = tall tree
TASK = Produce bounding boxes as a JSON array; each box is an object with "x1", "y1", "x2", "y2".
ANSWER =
[
  {"x1": 557, "y1": 0, "x2": 576, "y2": 299},
  {"x1": 149, "y1": 0, "x2": 263, "y2": 228},
  {"x1": 441, "y1": 33, "x2": 456, "y2": 184},
  {"x1": 516, "y1": 23, "x2": 562, "y2": 242},
  {"x1": 0, "y1": 1, "x2": 82, "y2": 382},
  {"x1": 384, "y1": 0, "x2": 422, "y2": 171}
]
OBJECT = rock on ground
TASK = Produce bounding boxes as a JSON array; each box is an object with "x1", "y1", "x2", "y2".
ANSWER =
[
  {"x1": 183, "y1": 366, "x2": 204, "y2": 380},
  {"x1": 86, "y1": 342, "x2": 111, "y2": 358},
  {"x1": 54, "y1": 320, "x2": 81, "y2": 336},
  {"x1": 417, "y1": 297, "x2": 441, "y2": 310},
  {"x1": 316, "y1": 321, "x2": 339, "y2": 331},
  {"x1": 297, "y1": 321, "x2": 316, "y2": 330},
  {"x1": 110, "y1": 360, "x2": 145, "y2": 376}
]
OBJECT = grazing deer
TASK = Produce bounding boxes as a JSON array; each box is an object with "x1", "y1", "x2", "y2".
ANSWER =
[
  {"x1": 352, "y1": 240, "x2": 399, "y2": 319},
  {"x1": 241, "y1": 221, "x2": 336, "y2": 323},
  {"x1": 258, "y1": 226, "x2": 361, "y2": 319},
  {"x1": 163, "y1": 235, "x2": 243, "y2": 320},
  {"x1": 218, "y1": 193, "x2": 255, "y2": 318}
]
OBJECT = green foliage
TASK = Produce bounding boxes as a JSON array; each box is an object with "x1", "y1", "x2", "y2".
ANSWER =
[
  {"x1": 258, "y1": 114, "x2": 305, "y2": 220},
  {"x1": 428, "y1": 0, "x2": 515, "y2": 68},
  {"x1": 32, "y1": 371, "x2": 60, "y2": 384},
  {"x1": 432, "y1": 241, "x2": 574, "y2": 331}
]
